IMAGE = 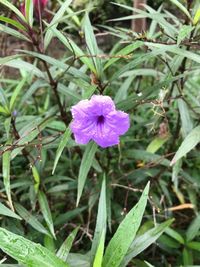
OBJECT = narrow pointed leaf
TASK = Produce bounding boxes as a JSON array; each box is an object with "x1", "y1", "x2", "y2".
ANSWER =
[
  {"x1": 10, "y1": 76, "x2": 27, "y2": 111},
  {"x1": 77, "y1": 142, "x2": 98, "y2": 206},
  {"x1": 0, "y1": 0, "x2": 26, "y2": 22},
  {"x1": 90, "y1": 177, "x2": 107, "y2": 265},
  {"x1": 38, "y1": 191, "x2": 56, "y2": 239},
  {"x1": 83, "y1": 13, "x2": 101, "y2": 77},
  {"x1": 44, "y1": 0, "x2": 73, "y2": 49},
  {"x1": 0, "y1": 202, "x2": 21, "y2": 220},
  {"x1": 103, "y1": 182, "x2": 150, "y2": 267},
  {"x1": 52, "y1": 127, "x2": 71, "y2": 174},
  {"x1": 3, "y1": 149, "x2": 13, "y2": 211},
  {"x1": 14, "y1": 203, "x2": 50, "y2": 236},
  {"x1": 121, "y1": 219, "x2": 174, "y2": 267},
  {"x1": 57, "y1": 227, "x2": 79, "y2": 262},
  {"x1": 93, "y1": 230, "x2": 105, "y2": 267}
]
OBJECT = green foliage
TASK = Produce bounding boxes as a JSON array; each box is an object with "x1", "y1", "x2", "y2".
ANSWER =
[{"x1": 1, "y1": 0, "x2": 200, "y2": 266}]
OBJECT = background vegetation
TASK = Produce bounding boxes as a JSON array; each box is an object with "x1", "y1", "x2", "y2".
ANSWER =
[{"x1": 1, "y1": 0, "x2": 200, "y2": 266}]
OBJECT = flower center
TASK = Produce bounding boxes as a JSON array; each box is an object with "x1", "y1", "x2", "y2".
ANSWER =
[{"x1": 97, "y1": 115, "x2": 105, "y2": 124}]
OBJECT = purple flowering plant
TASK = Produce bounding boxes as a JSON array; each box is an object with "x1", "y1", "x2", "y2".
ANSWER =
[{"x1": 70, "y1": 95, "x2": 130, "y2": 148}]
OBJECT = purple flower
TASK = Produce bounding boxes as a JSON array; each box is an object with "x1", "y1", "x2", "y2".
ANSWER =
[{"x1": 70, "y1": 95, "x2": 130, "y2": 148}]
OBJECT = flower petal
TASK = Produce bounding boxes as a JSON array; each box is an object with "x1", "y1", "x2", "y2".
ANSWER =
[
  {"x1": 70, "y1": 95, "x2": 130, "y2": 148},
  {"x1": 106, "y1": 110, "x2": 130, "y2": 135},
  {"x1": 93, "y1": 133, "x2": 119, "y2": 148},
  {"x1": 73, "y1": 132, "x2": 91, "y2": 145},
  {"x1": 92, "y1": 121, "x2": 119, "y2": 148},
  {"x1": 70, "y1": 118, "x2": 96, "y2": 146},
  {"x1": 89, "y1": 95, "x2": 116, "y2": 116},
  {"x1": 70, "y1": 118, "x2": 96, "y2": 134},
  {"x1": 71, "y1": 99, "x2": 91, "y2": 120}
]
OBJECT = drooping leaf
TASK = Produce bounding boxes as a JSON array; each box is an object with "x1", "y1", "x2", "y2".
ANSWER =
[
  {"x1": 14, "y1": 203, "x2": 50, "y2": 236},
  {"x1": 0, "y1": 24, "x2": 30, "y2": 41}
]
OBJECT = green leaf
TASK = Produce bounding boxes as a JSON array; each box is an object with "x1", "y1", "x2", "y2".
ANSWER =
[
  {"x1": 0, "y1": 202, "x2": 21, "y2": 220},
  {"x1": 57, "y1": 227, "x2": 79, "y2": 262},
  {"x1": 146, "y1": 136, "x2": 169, "y2": 154},
  {"x1": 10, "y1": 76, "x2": 27, "y2": 111},
  {"x1": 0, "y1": 227, "x2": 69, "y2": 267},
  {"x1": 2, "y1": 149, "x2": 13, "y2": 211},
  {"x1": 144, "y1": 42, "x2": 200, "y2": 64},
  {"x1": 177, "y1": 25, "x2": 194, "y2": 46},
  {"x1": 38, "y1": 191, "x2": 56, "y2": 239},
  {"x1": 193, "y1": 7, "x2": 200, "y2": 25},
  {"x1": 183, "y1": 247, "x2": 193, "y2": 265},
  {"x1": 4, "y1": 59, "x2": 44, "y2": 78},
  {"x1": 0, "y1": 54, "x2": 21, "y2": 65},
  {"x1": 44, "y1": 0, "x2": 73, "y2": 50},
  {"x1": 187, "y1": 241, "x2": 200, "y2": 252},
  {"x1": 170, "y1": 126, "x2": 200, "y2": 165},
  {"x1": 25, "y1": 0, "x2": 33, "y2": 27},
  {"x1": 110, "y1": 52, "x2": 153, "y2": 82},
  {"x1": 14, "y1": 203, "x2": 51, "y2": 236},
  {"x1": 0, "y1": 86, "x2": 9, "y2": 113},
  {"x1": 178, "y1": 99, "x2": 193, "y2": 138},
  {"x1": 165, "y1": 227, "x2": 184, "y2": 244},
  {"x1": 44, "y1": 236, "x2": 55, "y2": 252},
  {"x1": 31, "y1": 166, "x2": 40, "y2": 193},
  {"x1": 169, "y1": 0, "x2": 191, "y2": 21},
  {"x1": 186, "y1": 213, "x2": 200, "y2": 242},
  {"x1": 114, "y1": 76, "x2": 134, "y2": 103},
  {"x1": 0, "y1": 105, "x2": 9, "y2": 115},
  {"x1": 0, "y1": 24, "x2": 30, "y2": 41},
  {"x1": 77, "y1": 142, "x2": 98, "y2": 206},
  {"x1": 11, "y1": 117, "x2": 52, "y2": 159},
  {"x1": 54, "y1": 207, "x2": 86, "y2": 226},
  {"x1": 18, "y1": 50, "x2": 88, "y2": 80},
  {"x1": 159, "y1": 234, "x2": 181, "y2": 249},
  {"x1": 104, "y1": 42, "x2": 143, "y2": 70},
  {"x1": 50, "y1": 27, "x2": 96, "y2": 73},
  {"x1": 52, "y1": 127, "x2": 71, "y2": 174},
  {"x1": 102, "y1": 182, "x2": 150, "y2": 267},
  {"x1": 90, "y1": 177, "x2": 107, "y2": 265},
  {"x1": 0, "y1": 16, "x2": 26, "y2": 30},
  {"x1": 93, "y1": 230, "x2": 105, "y2": 267},
  {"x1": 121, "y1": 219, "x2": 174, "y2": 267},
  {"x1": 0, "y1": 0, "x2": 26, "y2": 22},
  {"x1": 83, "y1": 13, "x2": 102, "y2": 77}
]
